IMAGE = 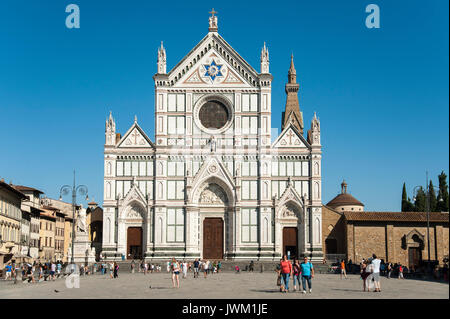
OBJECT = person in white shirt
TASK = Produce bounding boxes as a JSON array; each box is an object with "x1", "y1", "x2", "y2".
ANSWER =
[
  {"x1": 203, "y1": 260, "x2": 209, "y2": 278},
  {"x1": 50, "y1": 263, "x2": 57, "y2": 281},
  {"x1": 371, "y1": 254, "x2": 382, "y2": 292},
  {"x1": 182, "y1": 261, "x2": 188, "y2": 278}
]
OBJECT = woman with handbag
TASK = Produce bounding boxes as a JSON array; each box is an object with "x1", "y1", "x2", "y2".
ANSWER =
[{"x1": 280, "y1": 255, "x2": 292, "y2": 293}]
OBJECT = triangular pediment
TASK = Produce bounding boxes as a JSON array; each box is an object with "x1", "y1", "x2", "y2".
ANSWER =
[
  {"x1": 278, "y1": 183, "x2": 304, "y2": 209},
  {"x1": 191, "y1": 156, "x2": 235, "y2": 191},
  {"x1": 168, "y1": 33, "x2": 259, "y2": 88},
  {"x1": 272, "y1": 124, "x2": 310, "y2": 149},
  {"x1": 122, "y1": 183, "x2": 147, "y2": 207},
  {"x1": 117, "y1": 121, "x2": 155, "y2": 149}
]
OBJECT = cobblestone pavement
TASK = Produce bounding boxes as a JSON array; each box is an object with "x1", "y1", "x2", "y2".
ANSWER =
[{"x1": 0, "y1": 272, "x2": 448, "y2": 299}]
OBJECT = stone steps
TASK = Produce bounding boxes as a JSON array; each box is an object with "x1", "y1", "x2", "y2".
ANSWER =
[{"x1": 112, "y1": 260, "x2": 330, "y2": 273}]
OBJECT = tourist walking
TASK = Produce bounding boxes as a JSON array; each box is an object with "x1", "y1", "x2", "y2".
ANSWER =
[
  {"x1": 371, "y1": 254, "x2": 382, "y2": 292},
  {"x1": 113, "y1": 262, "x2": 119, "y2": 278},
  {"x1": 300, "y1": 256, "x2": 314, "y2": 294},
  {"x1": 4, "y1": 262, "x2": 13, "y2": 280},
  {"x1": 387, "y1": 263, "x2": 392, "y2": 278},
  {"x1": 340, "y1": 259, "x2": 347, "y2": 279},
  {"x1": 208, "y1": 260, "x2": 213, "y2": 275},
  {"x1": 131, "y1": 259, "x2": 135, "y2": 273},
  {"x1": 26, "y1": 264, "x2": 35, "y2": 283},
  {"x1": 144, "y1": 262, "x2": 148, "y2": 275},
  {"x1": 109, "y1": 262, "x2": 113, "y2": 278},
  {"x1": 398, "y1": 264, "x2": 404, "y2": 279},
  {"x1": 38, "y1": 264, "x2": 43, "y2": 280},
  {"x1": 365, "y1": 258, "x2": 375, "y2": 291},
  {"x1": 280, "y1": 255, "x2": 292, "y2": 293},
  {"x1": 203, "y1": 260, "x2": 209, "y2": 278},
  {"x1": 292, "y1": 259, "x2": 302, "y2": 292},
  {"x1": 182, "y1": 260, "x2": 188, "y2": 278},
  {"x1": 50, "y1": 262, "x2": 56, "y2": 281},
  {"x1": 360, "y1": 260, "x2": 371, "y2": 291},
  {"x1": 166, "y1": 261, "x2": 171, "y2": 273},
  {"x1": 56, "y1": 261, "x2": 62, "y2": 278},
  {"x1": 217, "y1": 261, "x2": 222, "y2": 273},
  {"x1": 171, "y1": 258, "x2": 180, "y2": 288},
  {"x1": 193, "y1": 259, "x2": 199, "y2": 278},
  {"x1": 249, "y1": 260, "x2": 255, "y2": 272}
]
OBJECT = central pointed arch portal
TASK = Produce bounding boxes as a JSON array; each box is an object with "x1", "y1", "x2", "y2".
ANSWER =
[{"x1": 194, "y1": 178, "x2": 234, "y2": 260}]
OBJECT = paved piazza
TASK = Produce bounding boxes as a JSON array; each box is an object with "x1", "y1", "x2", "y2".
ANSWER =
[{"x1": 1, "y1": 272, "x2": 448, "y2": 299}]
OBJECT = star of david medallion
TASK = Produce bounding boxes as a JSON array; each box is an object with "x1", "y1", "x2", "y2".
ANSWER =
[{"x1": 203, "y1": 60, "x2": 223, "y2": 81}]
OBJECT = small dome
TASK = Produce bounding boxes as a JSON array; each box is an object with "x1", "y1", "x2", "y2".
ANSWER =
[
  {"x1": 326, "y1": 193, "x2": 364, "y2": 208},
  {"x1": 326, "y1": 180, "x2": 364, "y2": 209}
]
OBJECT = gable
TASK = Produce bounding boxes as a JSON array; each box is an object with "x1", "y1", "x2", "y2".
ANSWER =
[
  {"x1": 168, "y1": 34, "x2": 258, "y2": 88},
  {"x1": 272, "y1": 124, "x2": 310, "y2": 149},
  {"x1": 117, "y1": 122, "x2": 154, "y2": 149},
  {"x1": 191, "y1": 156, "x2": 235, "y2": 191},
  {"x1": 173, "y1": 49, "x2": 252, "y2": 88},
  {"x1": 278, "y1": 183, "x2": 304, "y2": 207}
]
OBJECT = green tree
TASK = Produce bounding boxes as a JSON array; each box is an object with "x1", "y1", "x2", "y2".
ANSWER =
[
  {"x1": 401, "y1": 183, "x2": 415, "y2": 212},
  {"x1": 414, "y1": 187, "x2": 427, "y2": 212},
  {"x1": 429, "y1": 180, "x2": 437, "y2": 212},
  {"x1": 406, "y1": 197, "x2": 415, "y2": 211},
  {"x1": 436, "y1": 171, "x2": 449, "y2": 212},
  {"x1": 401, "y1": 183, "x2": 408, "y2": 212}
]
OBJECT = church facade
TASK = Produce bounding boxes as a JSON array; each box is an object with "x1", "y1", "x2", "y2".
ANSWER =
[{"x1": 102, "y1": 12, "x2": 324, "y2": 261}]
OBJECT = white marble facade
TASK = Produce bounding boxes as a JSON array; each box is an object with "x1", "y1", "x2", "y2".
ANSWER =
[{"x1": 102, "y1": 13, "x2": 323, "y2": 261}]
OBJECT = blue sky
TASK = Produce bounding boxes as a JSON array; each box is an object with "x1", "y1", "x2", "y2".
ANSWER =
[{"x1": 0, "y1": 0, "x2": 448, "y2": 211}]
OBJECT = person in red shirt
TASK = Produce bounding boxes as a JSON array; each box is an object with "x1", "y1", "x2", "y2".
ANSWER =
[
  {"x1": 280, "y1": 255, "x2": 293, "y2": 293},
  {"x1": 398, "y1": 264, "x2": 404, "y2": 279}
]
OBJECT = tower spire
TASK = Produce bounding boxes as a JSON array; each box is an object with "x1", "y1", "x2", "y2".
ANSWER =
[
  {"x1": 260, "y1": 42, "x2": 269, "y2": 73},
  {"x1": 288, "y1": 53, "x2": 296, "y2": 83},
  {"x1": 157, "y1": 41, "x2": 166, "y2": 74},
  {"x1": 282, "y1": 54, "x2": 303, "y2": 133}
]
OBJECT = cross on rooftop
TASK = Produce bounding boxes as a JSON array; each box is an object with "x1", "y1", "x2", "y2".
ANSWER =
[{"x1": 209, "y1": 8, "x2": 217, "y2": 16}]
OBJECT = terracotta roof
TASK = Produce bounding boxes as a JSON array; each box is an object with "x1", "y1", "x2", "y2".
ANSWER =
[
  {"x1": 343, "y1": 211, "x2": 449, "y2": 223},
  {"x1": 41, "y1": 205, "x2": 59, "y2": 211},
  {"x1": 40, "y1": 208, "x2": 56, "y2": 219},
  {"x1": 326, "y1": 193, "x2": 364, "y2": 208},
  {"x1": 88, "y1": 201, "x2": 98, "y2": 205},
  {"x1": 12, "y1": 185, "x2": 44, "y2": 194},
  {"x1": 0, "y1": 181, "x2": 27, "y2": 199}
]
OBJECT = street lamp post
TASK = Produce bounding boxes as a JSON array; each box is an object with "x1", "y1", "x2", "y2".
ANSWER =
[
  {"x1": 59, "y1": 170, "x2": 88, "y2": 264},
  {"x1": 413, "y1": 172, "x2": 442, "y2": 267}
]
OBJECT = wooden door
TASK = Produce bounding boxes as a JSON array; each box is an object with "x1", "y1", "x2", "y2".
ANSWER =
[
  {"x1": 408, "y1": 247, "x2": 421, "y2": 270},
  {"x1": 283, "y1": 227, "x2": 298, "y2": 260},
  {"x1": 127, "y1": 227, "x2": 143, "y2": 260},
  {"x1": 203, "y1": 218, "x2": 224, "y2": 259}
]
